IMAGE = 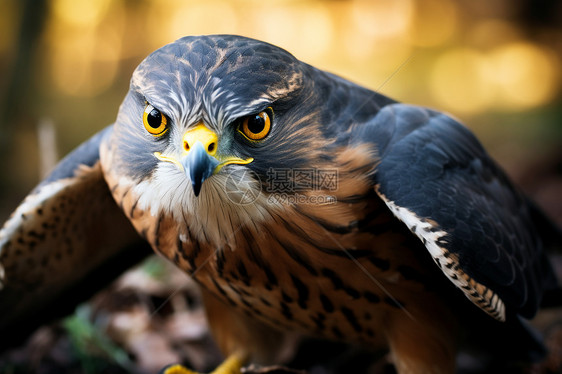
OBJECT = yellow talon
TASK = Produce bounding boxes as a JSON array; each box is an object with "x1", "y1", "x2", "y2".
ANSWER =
[
  {"x1": 160, "y1": 352, "x2": 246, "y2": 374},
  {"x1": 212, "y1": 352, "x2": 245, "y2": 374},
  {"x1": 160, "y1": 364, "x2": 199, "y2": 374}
]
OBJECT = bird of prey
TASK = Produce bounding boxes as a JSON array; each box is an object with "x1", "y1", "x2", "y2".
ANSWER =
[{"x1": 0, "y1": 35, "x2": 560, "y2": 374}]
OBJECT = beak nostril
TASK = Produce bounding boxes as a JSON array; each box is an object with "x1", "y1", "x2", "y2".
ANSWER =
[{"x1": 182, "y1": 125, "x2": 218, "y2": 155}]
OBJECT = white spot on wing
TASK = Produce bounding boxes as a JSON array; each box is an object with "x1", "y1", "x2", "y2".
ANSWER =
[
  {"x1": 0, "y1": 179, "x2": 74, "y2": 290},
  {"x1": 375, "y1": 185, "x2": 506, "y2": 322},
  {"x1": 0, "y1": 180, "x2": 72, "y2": 251}
]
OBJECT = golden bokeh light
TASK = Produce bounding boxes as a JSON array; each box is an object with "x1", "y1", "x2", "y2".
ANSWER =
[
  {"x1": 14, "y1": 0, "x2": 559, "y2": 115},
  {"x1": 49, "y1": 33, "x2": 121, "y2": 97},
  {"x1": 254, "y1": 2, "x2": 334, "y2": 62},
  {"x1": 340, "y1": 0, "x2": 415, "y2": 93},
  {"x1": 52, "y1": 0, "x2": 112, "y2": 28},
  {"x1": 429, "y1": 41, "x2": 561, "y2": 114},
  {"x1": 46, "y1": 2, "x2": 125, "y2": 98},
  {"x1": 429, "y1": 48, "x2": 493, "y2": 114},
  {"x1": 350, "y1": 0, "x2": 413, "y2": 40},
  {"x1": 338, "y1": 34, "x2": 414, "y2": 97},
  {"x1": 489, "y1": 42, "x2": 560, "y2": 110},
  {"x1": 469, "y1": 19, "x2": 522, "y2": 49},
  {"x1": 407, "y1": 0, "x2": 458, "y2": 47},
  {"x1": 147, "y1": 0, "x2": 239, "y2": 49},
  {"x1": 250, "y1": 4, "x2": 300, "y2": 50},
  {"x1": 342, "y1": 10, "x2": 413, "y2": 66}
]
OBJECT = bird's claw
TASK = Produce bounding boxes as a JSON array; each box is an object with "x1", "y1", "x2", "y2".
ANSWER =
[
  {"x1": 160, "y1": 363, "x2": 201, "y2": 374},
  {"x1": 160, "y1": 352, "x2": 246, "y2": 374}
]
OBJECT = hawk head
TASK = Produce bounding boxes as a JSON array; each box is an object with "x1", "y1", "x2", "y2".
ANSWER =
[{"x1": 100, "y1": 35, "x2": 390, "y2": 243}]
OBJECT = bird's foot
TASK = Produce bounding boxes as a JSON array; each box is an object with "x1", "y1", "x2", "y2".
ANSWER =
[
  {"x1": 160, "y1": 352, "x2": 246, "y2": 374},
  {"x1": 160, "y1": 364, "x2": 199, "y2": 374}
]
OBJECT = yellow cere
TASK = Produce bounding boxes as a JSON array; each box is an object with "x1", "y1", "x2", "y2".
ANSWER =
[{"x1": 182, "y1": 124, "x2": 218, "y2": 155}]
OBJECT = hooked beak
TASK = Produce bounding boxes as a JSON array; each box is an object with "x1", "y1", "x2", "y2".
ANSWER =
[
  {"x1": 181, "y1": 141, "x2": 218, "y2": 196},
  {"x1": 154, "y1": 124, "x2": 253, "y2": 197}
]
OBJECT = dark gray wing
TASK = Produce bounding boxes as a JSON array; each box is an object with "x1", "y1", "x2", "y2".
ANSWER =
[
  {"x1": 353, "y1": 103, "x2": 557, "y2": 321},
  {"x1": 0, "y1": 127, "x2": 151, "y2": 350}
]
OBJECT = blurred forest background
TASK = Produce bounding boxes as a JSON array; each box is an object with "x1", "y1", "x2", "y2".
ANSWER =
[{"x1": 0, "y1": 0, "x2": 561, "y2": 373}]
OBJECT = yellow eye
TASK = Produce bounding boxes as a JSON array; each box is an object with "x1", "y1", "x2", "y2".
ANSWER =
[
  {"x1": 143, "y1": 104, "x2": 168, "y2": 136},
  {"x1": 239, "y1": 109, "x2": 272, "y2": 141}
]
